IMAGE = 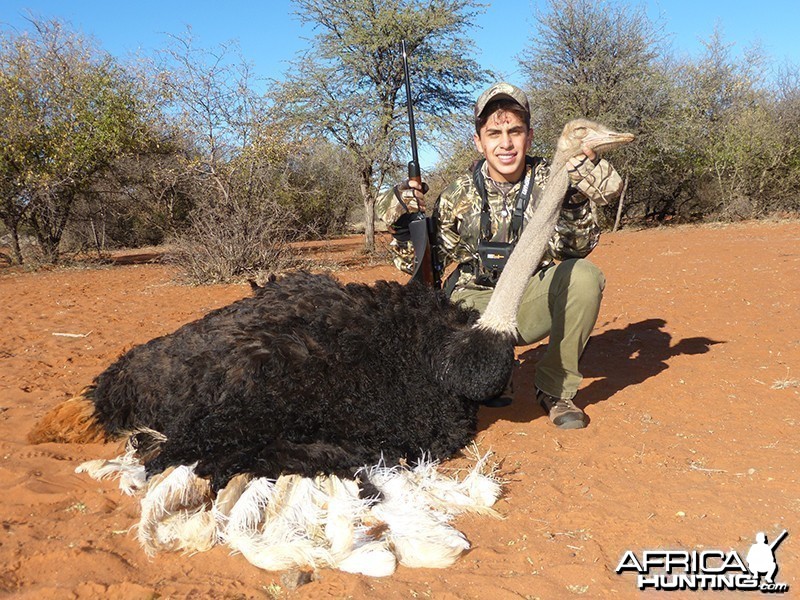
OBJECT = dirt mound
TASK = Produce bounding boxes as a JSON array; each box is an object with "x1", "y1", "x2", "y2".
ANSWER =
[{"x1": 1, "y1": 221, "x2": 798, "y2": 598}]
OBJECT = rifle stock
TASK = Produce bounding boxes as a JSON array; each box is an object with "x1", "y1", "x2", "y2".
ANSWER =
[
  {"x1": 409, "y1": 215, "x2": 435, "y2": 285},
  {"x1": 401, "y1": 40, "x2": 440, "y2": 289}
]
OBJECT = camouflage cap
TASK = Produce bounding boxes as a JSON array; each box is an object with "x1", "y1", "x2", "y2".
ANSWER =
[{"x1": 473, "y1": 82, "x2": 530, "y2": 123}]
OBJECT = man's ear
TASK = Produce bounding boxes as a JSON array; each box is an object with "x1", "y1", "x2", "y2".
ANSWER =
[{"x1": 473, "y1": 132, "x2": 485, "y2": 155}]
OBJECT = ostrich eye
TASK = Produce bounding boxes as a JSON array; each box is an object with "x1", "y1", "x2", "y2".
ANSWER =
[{"x1": 574, "y1": 126, "x2": 587, "y2": 137}]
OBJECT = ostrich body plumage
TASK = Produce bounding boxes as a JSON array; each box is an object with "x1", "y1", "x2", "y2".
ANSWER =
[{"x1": 93, "y1": 274, "x2": 514, "y2": 489}]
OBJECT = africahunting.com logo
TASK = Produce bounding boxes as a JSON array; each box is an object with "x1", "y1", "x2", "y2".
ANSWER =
[{"x1": 616, "y1": 530, "x2": 789, "y2": 593}]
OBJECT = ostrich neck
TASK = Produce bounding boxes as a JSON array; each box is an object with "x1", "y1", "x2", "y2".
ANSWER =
[{"x1": 476, "y1": 153, "x2": 571, "y2": 335}]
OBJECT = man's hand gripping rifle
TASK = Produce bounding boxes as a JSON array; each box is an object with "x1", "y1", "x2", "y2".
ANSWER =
[{"x1": 401, "y1": 40, "x2": 441, "y2": 288}]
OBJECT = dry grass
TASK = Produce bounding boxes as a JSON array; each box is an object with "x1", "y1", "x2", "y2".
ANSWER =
[{"x1": 771, "y1": 378, "x2": 800, "y2": 390}]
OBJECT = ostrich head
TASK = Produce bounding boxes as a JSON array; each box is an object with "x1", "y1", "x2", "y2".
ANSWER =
[{"x1": 556, "y1": 118, "x2": 636, "y2": 159}]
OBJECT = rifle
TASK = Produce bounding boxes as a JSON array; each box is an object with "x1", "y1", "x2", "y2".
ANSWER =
[
  {"x1": 770, "y1": 530, "x2": 788, "y2": 552},
  {"x1": 401, "y1": 40, "x2": 441, "y2": 289}
]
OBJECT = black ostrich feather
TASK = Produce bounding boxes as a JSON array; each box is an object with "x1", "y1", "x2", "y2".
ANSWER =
[{"x1": 91, "y1": 272, "x2": 514, "y2": 490}]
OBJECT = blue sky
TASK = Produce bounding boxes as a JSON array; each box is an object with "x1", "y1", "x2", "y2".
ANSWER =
[
  {"x1": 3, "y1": 0, "x2": 798, "y2": 84},
  {"x1": 2, "y1": 0, "x2": 798, "y2": 167}
]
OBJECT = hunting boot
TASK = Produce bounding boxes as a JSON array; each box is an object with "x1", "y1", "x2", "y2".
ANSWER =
[{"x1": 537, "y1": 388, "x2": 586, "y2": 429}]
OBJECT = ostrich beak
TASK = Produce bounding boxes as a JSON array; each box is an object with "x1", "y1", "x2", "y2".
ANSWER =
[{"x1": 582, "y1": 128, "x2": 635, "y2": 155}]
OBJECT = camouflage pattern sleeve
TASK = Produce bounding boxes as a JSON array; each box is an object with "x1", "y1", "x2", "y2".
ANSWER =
[
  {"x1": 566, "y1": 156, "x2": 624, "y2": 206},
  {"x1": 375, "y1": 186, "x2": 406, "y2": 226},
  {"x1": 432, "y1": 173, "x2": 479, "y2": 269},
  {"x1": 525, "y1": 158, "x2": 600, "y2": 260},
  {"x1": 375, "y1": 186, "x2": 415, "y2": 274},
  {"x1": 386, "y1": 238, "x2": 415, "y2": 274},
  {"x1": 548, "y1": 201, "x2": 601, "y2": 259}
]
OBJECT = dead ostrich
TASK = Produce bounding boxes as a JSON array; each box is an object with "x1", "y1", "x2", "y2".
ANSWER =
[
  {"x1": 32, "y1": 119, "x2": 633, "y2": 485},
  {"x1": 30, "y1": 120, "x2": 633, "y2": 572}
]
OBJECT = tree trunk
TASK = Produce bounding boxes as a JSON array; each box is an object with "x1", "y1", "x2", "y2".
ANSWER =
[
  {"x1": 10, "y1": 227, "x2": 24, "y2": 265},
  {"x1": 37, "y1": 228, "x2": 62, "y2": 264},
  {"x1": 90, "y1": 217, "x2": 102, "y2": 258},
  {"x1": 89, "y1": 204, "x2": 108, "y2": 258},
  {"x1": 363, "y1": 194, "x2": 375, "y2": 252},
  {"x1": 613, "y1": 175, "x2": 629, "y2": 232},
  {"x1": 1, "y1": 200, "x2": 28, "y2": 264},
  {"x1": 359, "y1": 169, "x2": 375, "y2": 252},
  {"x1": 29, "y1": 191, "x2": 75, "y2": 264}
]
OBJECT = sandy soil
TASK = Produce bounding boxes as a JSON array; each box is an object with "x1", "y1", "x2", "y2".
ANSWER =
[{"x1": 1, "y1": 221, "x2": 799, "y2": 599}]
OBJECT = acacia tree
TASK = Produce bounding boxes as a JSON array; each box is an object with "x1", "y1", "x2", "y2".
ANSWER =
[
  {"x1": 520, "y1": 0, "x2": 665, "y2": 129},
  {"x1": 671, "y1": 32, "x2": 797, "y2": 219},
  {"x1": 520, "y1": 1, "x2": 800, "y2": 224},
  {"x1": 518, "y1": 0, "x2": 673, "y2": 226},
  {"x1": 0, "y1": 18, "x2": 149, "y2": 263},
  {"x1": 274, "y1": 0, "x2": 488, "y2": 251}
]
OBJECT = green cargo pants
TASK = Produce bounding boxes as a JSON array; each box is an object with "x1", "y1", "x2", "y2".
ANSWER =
[{"x1": 450, "y1": 258, "x2": 605, "y2": 400}]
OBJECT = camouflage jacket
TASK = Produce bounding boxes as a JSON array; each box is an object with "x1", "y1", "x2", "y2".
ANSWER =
[{"x1": 377, "y1": 156, "x2": 616, "y2": 292}]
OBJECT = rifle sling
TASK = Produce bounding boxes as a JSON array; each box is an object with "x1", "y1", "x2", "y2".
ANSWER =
[{"x1": 473, "y1": 156, "x2": 536, "y2": 243}]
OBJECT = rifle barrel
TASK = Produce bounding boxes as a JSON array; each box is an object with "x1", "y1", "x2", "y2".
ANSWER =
[
  {"x1": 401, "y1": 40, "x2": 420, "y2": 179},
  {"x1": 770, "y1": 529, "x2": 788, "y2": 551}
]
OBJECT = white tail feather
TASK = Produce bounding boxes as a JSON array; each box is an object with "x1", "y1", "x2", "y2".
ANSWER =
[
  {"x1": 157, "y1": 510, "x2": 217, "y2": 555},
  {"x1": 229, "y1": 533, "x2": 332, "y2": 572},
  {"x1": 337, "y1": 540, "x2": 397, "y2": 577},
  {"x1": 76, "y1": 447, "x2": 146, "y2": 495},
  {"x1": 319, "y1": 475, "x2": 370, "y2": 559},
  {"x1": 372, "y1": 500, "x2": 469, "y2": 569},
  {"x1": 224, "y1": 475, "x2": 333, "y2": 571},
  {"x1": 137, "y1": 464, "x2": 214, "y2": 555},
  {"x1": 224, "y1": 477, "x2": 276, "y2": 535},
  {"x1": 412, "y1": 452, "x2": 503, "y2": 515},
  {"x1": 211, "y1": 472, "x2": 251, "y2": 534},
  {"x1": 76, "y1": 449, "x2": 503, "y2": 575}
]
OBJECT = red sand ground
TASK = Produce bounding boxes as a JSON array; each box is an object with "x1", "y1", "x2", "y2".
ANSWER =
[{"x1": 1, "y1": 221, "x2": 799, "y2": 599}]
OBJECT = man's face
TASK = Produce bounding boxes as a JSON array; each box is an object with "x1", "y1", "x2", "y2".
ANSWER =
[{"x1": 473, "y1": 108, "x2": 533, "y2": 183}]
